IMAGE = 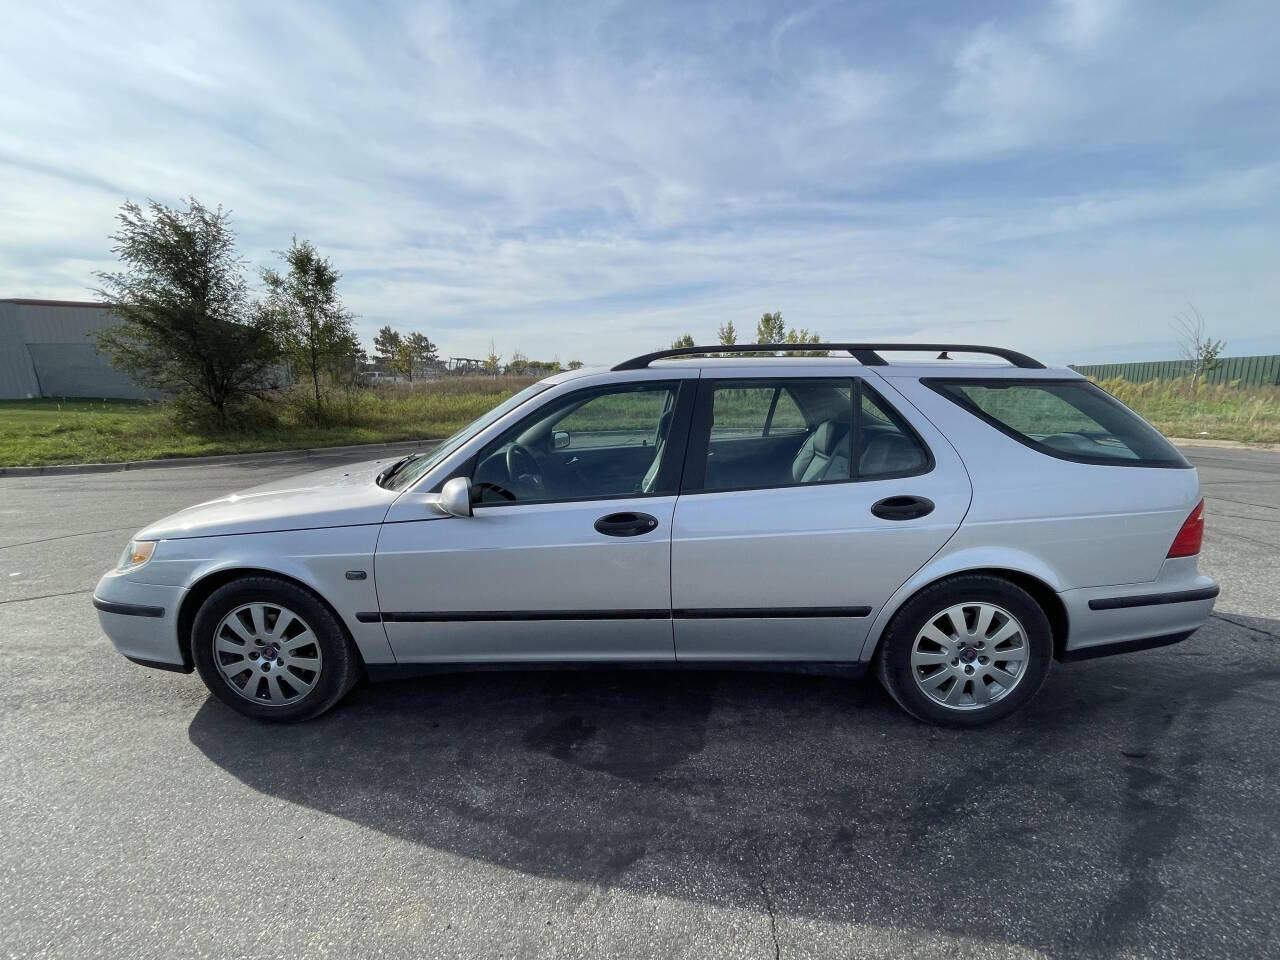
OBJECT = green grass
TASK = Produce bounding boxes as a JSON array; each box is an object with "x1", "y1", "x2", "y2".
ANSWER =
[
  {"x1": 0, "y1": 377, "x2": 537, "y2": 467},
  {"x1": 1099, "y1": 377, "x2": 1280, "y2": 444},
  {"x1": 1, "y1": 374, "x2": 1276, "y2": 467}
]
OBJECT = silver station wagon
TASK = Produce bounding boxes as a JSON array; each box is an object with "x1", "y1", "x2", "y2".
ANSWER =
[{"x1": 95, "y1": 343, "x2": 1218, "y2": 727}]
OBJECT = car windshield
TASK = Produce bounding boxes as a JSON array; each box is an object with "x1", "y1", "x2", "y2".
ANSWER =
[{"x1": 380, "y1": 382, "x2": 553, "y2": 491}]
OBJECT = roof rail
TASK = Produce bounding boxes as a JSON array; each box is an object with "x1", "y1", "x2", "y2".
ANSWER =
[{"x1": 612, "y1": 343, "x2": 1045, "y2": 371}]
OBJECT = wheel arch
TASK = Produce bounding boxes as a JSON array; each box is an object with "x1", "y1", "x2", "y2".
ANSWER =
[
  {"x1": 860, "y1": 560, "x2": 1070, "y2": 662},
  {"x1": 177, "y1": 566, "x2": 365, "y2": 671}
]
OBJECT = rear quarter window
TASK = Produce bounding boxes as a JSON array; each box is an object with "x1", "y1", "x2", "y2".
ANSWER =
[{"x1": 925, "y1": 378, "x2": 1190, "y2": 468}]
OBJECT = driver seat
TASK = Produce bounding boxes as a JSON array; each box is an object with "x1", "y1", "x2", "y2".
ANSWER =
[{"x1": 639, "y1": 409, "x2": 674, "y2": 493}]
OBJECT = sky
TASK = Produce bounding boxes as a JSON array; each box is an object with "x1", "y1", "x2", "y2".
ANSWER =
[{"x1": 1, "y1": 0, "x2": 1277, "y2": 367}]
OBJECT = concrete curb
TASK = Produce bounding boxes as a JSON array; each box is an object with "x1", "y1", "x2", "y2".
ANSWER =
[
  {"x1": 0, "y1": 437, "x2": 445, "y2": 478},
  {"x1": 1168, "y1": 437, "x2": 1280, "y2": 453}
]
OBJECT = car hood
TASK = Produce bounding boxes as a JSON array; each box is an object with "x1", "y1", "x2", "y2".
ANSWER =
[{"x1": 135, "y1": 457, "x2": 403, "y2": 541}]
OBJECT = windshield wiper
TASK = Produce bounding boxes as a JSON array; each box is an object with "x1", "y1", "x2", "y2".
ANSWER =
[{"x1": 377, "y1": 453, "x2": 420, "y2": 487}]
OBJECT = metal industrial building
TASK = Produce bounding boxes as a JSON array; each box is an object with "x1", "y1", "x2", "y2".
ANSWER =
[{"x1": 0, "y1": 298, "x2": 155, "y2": 399}]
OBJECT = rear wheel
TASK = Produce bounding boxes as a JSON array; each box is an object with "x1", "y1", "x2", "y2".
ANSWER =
[
  {"x1": 875, "y1": 575, "x2": 1053, "y2": 727},
  {"x1": 192, "y1": 576, "x2": 361, "y2": 722}
]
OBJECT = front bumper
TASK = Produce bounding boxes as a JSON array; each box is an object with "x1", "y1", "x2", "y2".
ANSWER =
[{"x1": 93, "y1": 571, "x2": 191, "y2": 672}]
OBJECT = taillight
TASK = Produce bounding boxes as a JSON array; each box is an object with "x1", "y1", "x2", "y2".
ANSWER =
[{"x1": 1167, "y1": 499, "x2": 1205, "y2": 558}]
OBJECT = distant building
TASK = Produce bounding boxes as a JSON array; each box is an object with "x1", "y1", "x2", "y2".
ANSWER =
[{"x1": 0, "y1": 298, "x2": 159, "y2": 400}]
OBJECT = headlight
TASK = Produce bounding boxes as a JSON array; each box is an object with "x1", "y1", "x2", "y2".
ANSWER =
[{"x1": 118, "y1": 540, "x2": 157, "y2": 571}]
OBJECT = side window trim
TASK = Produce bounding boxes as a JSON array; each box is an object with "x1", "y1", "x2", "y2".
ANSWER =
[
  {"x1": 467, "y1": 378, "x2": 698, "y2": 508},
  {"x1": 680, "y1": 378, "x2": 716, "y2": 492},
  {"x1": 652, "y1": 379, "x2": 699, "y2": 495},
  {"x1": 679, "y1": 376, "x2": 933, "y2": 495},
  {"x1": 761, "y1": 386, "x2": 781, "y2": 437},
  {"x1": 853, "y1": 378, "x2": 863, "y2": 477}
]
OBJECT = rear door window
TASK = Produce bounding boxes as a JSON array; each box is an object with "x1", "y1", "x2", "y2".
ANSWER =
[
  {"x1": 708, "y1": 385, "x2": 810, "y2": 440},
  {"x1": 926, "y1": 379, "x2": 1189, "y2": 468},
  {"x1": 859, "y1": 388, "x2": 929, "y2": 478},
  {"x1": 684, "y1": 378, "x2": 931, "y2": 491}
]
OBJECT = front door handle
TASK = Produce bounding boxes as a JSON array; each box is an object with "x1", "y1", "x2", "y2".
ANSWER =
[
  {"x1": 594, "y1": 512, "x2": 659, "y2": 537},
  {"x1": 871, "y1": 495, "x2": 935, "y2": 521}
]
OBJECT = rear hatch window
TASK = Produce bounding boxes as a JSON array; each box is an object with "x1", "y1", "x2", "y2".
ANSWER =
[{"x1": 925, "y1": 378, "x2": 1190, "y2": 468}]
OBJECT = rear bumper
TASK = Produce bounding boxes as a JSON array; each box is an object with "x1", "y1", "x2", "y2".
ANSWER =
[
  {"x1": 1060, "y1": 565, "x2": 1218, "y2": 659},
  {"x1": 1059, "y1": 629, "x2": 1195, "y2": 662},
  {"x1": 93, "y1": 571, "x2": 191, "y2": 673}
]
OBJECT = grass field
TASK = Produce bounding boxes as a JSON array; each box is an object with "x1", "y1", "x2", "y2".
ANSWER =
[
  {"x1": 1099, "y1": 377, "x2": 1280, "y2": 444},
  {"x1": 0, "y1": 377, "x2": 536, "y2": 467},
  {"x1": 1, "y1": 374, "x2": 1276, "y2": 467}
]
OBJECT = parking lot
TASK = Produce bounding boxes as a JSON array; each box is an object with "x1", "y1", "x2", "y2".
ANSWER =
[{"x1": 2, "y1": 444, "x2": 1277, "y2": 960}]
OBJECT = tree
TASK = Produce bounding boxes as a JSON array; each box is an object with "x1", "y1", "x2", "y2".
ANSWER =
[
  {"x1": 567, "y1": 360, "x2": 584, "y2": 370},
  {"x1": 331, "y1": 338, "x2": 367, "y2": 388},
  {"x1": 756, "y1": 311, "x2": 786, "y2": 345},
  {"x1": 405, "y1": 332, "x2": 439, "y2": 380},
  {"x1": 484, "y1": 339, "x2": 502, "y2": 377},
  {"x1": 373, "y1": 325, "x2": 403, "y2": 368},
  {"x1": 671, "y1": 333, "x2": 696, "y2": 348},
  {"x1": 506, "y1": 350, "x2": 530, "y2": 376},
  {"x1": 262, "y1": 237, "x2": 357, "y2": 425},
  {"x1": 392, "y1": 341, "x2": 416, "y2": 381},
  {"x1": 1175, "y1": 305, "x2": 1225, "y2": 391},
  {"x1": 94, "y1": 198, "x2": 284, "y2": 430},
  {"x1": 752, "y1": 312, "x2": 823, "y2": 355},
  {"x1": 784, "y1": 326, "x2": 826, "y2": 356},
  {"x1": 329, "y1": 336, "x2": 370, "y2": 421},
  {"x1": 717, "y1": 320, "x2": 737, "y2": 346}
]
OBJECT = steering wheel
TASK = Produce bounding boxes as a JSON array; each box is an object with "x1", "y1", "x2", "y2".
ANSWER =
[{"x1": 505, "y1": 443, "x2": 545, "y2": 494}]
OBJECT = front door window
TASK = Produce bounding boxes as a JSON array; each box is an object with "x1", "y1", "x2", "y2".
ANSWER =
[{"x1": 471, "y1": 382, "x2": 681, "y2": 504}]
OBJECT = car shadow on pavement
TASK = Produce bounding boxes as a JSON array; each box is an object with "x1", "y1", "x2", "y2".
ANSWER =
[{"x1": 189, "y1": 618, "x2": 1280, "y2": 957}]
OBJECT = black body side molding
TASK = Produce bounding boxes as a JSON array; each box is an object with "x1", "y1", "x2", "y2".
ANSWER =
[
  {"x1": 93, "y1": 597, "x2": 165, "y2": 618},
  {"x1": 672, "y1": 606, "x2": 872, "y2": 619},
  {"x1": 1087, "y1": 585, "x2": 1219, "y2": 611},
  {"x1": 356, "y1": 606, "x2": 873, "y2": 623}
]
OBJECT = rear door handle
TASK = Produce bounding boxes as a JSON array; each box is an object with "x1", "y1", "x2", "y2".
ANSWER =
[
  {"x1": 871, "y1": 495, "x2": 935, "y2": 521},
  {"x1": 594, "y1": 512, "x2": 660, "y2": 537}
]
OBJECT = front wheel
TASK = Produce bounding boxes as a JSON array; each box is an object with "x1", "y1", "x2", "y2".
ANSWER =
[
  {"x1": 192, "y1": 576, "x2": 362, "y2": 722},
  {"x1": 875, "y1": 575, "x2": 1053, "y2": 727}
]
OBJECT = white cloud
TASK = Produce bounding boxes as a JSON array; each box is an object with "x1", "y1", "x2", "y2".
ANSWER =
[
  {"x1": 1052, "y1": 0, "x2": 1126, "y2": 51},
  {"x1": 0, "y1": 0, "x2": 1277, "y2": 365}
]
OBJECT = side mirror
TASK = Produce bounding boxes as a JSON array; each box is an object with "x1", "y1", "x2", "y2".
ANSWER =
[
  {"x1": 552, "y1": 430, "x2": 570, "y2": 450},
  {"x1": 439, "y1": 476, "x2": 473, "y2": 518}
]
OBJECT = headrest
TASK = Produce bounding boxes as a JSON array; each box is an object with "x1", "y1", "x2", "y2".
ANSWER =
[{"x1": 811, "y1": 420, "x2": 843, "y2": 455}]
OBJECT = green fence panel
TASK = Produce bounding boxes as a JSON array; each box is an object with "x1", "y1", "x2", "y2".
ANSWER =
[{"x1": 1069, "y1": 355, "x2": 1280, "y2": 387}]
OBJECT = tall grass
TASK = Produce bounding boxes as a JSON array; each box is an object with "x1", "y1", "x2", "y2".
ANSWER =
[
  {"x1": 1099, "y1": 377, "x2": 1280, "y2": 443},
  {"x1": 0, "y1": 376, "x2": 538, "y2": 467},
  {"x1": 331, "y1": 376, "x2": 537, "y2": 434},
  {"x1": 3, "y1": 373, "x2": 1276, "y2": 467}
]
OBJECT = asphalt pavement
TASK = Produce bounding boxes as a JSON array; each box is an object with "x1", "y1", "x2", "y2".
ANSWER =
[{"x1": 1, "y1": 444, "x2": 1278, "y2": 960}]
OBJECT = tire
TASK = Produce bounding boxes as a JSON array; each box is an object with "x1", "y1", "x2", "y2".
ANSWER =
[
  {"x1": 874, "y1": 574, "x2": 1053, "y2": 728},
  {"x1": 192, "y1": 576, "x2": 362, "y2": 722}
]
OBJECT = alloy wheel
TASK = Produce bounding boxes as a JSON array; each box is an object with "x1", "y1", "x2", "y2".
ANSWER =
[
  {"x1": 909, "y1": 601, "x2": 1029, "y2": 711},
  {"x1": 213, "y1": 602, "x2": 323, "y2": 705}
]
